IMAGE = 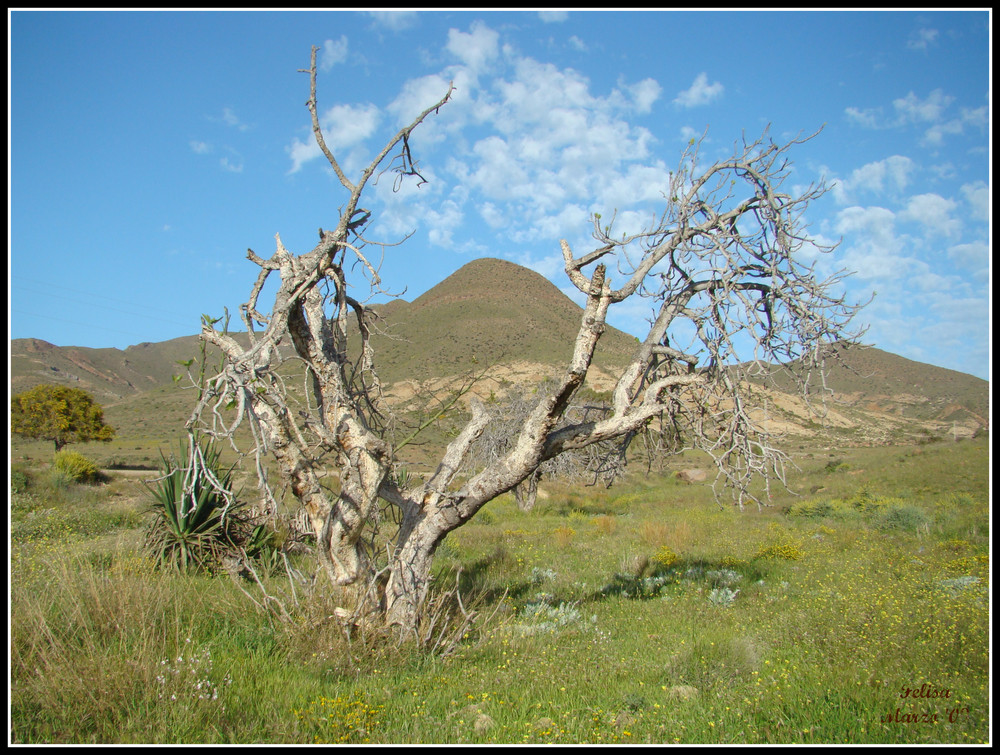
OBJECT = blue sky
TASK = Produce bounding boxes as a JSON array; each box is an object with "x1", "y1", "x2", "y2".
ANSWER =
[{"x1": 9, "y1": 10, "x2": 991, "y2": 380}]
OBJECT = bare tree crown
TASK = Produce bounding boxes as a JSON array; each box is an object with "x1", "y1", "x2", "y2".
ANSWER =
[{"x1": 183, "y1": 47, "x2": 864, "y2": 635}]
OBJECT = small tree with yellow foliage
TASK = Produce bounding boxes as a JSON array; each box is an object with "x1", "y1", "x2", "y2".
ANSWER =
[{"x1": 11, "y1": 384, "x2": 115, "y2": 453}]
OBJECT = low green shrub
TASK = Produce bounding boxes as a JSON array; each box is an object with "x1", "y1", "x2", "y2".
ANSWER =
[
  {"x1": 788, "y1": 487, "x2": 931, "y2": 533},
  {"x1": 876, "y1": 503, "x2": 930, "y2": 532},
  {"x1": 46, "y1": 467, "x2": 75, "y2": 491},
  {"x1": 787, "y1": 498, "x2": 835, "y2": 518},
  {"x1": 11, "y1": 469, "x2": 30, "y2": 494}
]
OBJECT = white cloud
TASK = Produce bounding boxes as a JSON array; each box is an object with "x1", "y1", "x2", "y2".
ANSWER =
[
  {"x1": 834, "y1": 205, "x2": 910, "y2": 280},
  {"x1": 673, "y1": 73, "x2": 724, "y2": 108},
  {"x1": 568, "y1": 35, "x2": 587, "y2": 52},
  {"x1": 372, "y1": 26, "x2": 681, "y2": 253},
  {"x1": 834, "y1": 206, "x2": 898, "y2": 242},
  {"x1": 920, "y1": 119, "x2": 964, "y2": 147},
  {"x1": 387, "y1": 73, "x2": 456, "y2": 133},
  {"x1": 922, "y1": 105, "x2": 988, "y2": 146},
  {"x1": 425, "y1": 198, "x2": 465, "y2": 248},
  {"x1": 947, "y1": 240, "x2": 989, "y2": 271},
  {"x1": 369, "y1": 163, "x2": 445, "y2": 240},
  {"x1": 847, "y1": 89, "x2": 952, "y2": 129},
  {"x1": 220, "y1": 107, "x2": 250, "y2": 132},
  {"x1": 446, "y1": 20, "x2": 500, "y2": 75},
  {"x1": 497, "y1": 58, "x2": 597, "y2": 124},
  {"x1": 366, "y1": 11, "x2": 418, "y2": 32},
  {"x1": 531, "y1": 204, "x2": 590, "y2": 240},
  {"x1": 899, "y1": 193, "x2": 961, "y2": 237},
  {"x1": 844, "y1": 106, "x2": 881, "y2": 128},
  {"x1": 914, "y1": 290, "x2": 989, "y2": 375},
  {"x1": 829, "y1": 208, "x2": 984, "y2": 376},
  {"x1": 462, "y1": 135, "x2": 530, "y2": 201},
  {"x1": 960, "y1": 181, "x2": 989, "y2": 222},
  {"x1": 830, "y1": 155, "x2": 915, "y2": 204},
  {"x1": 538, "y1": 11, "x2": 568, "y2": 23},
  {"x1": 907, "y1": 28, "x2": 939, "y2": 51},
  {"x1": 286, "y1": 102, "x2": 381, "y2": 173},
  {"x1": 626, "y1": 78, "x2": 662, "y2": 114},
  {"x1": 320, "y1": 36, "x2": 349, "y2": 72},
  {"x1": 846, "y1": 89, "x2": 985, "y2": 148},
  {"x1": 478, "y1": 201, "x2": 506, "y2": 229},
  {"x1": 678, "y1": 125, "x2": 701, "y2": 143},
  {"x1": 323, "y1": 103, "x2": 380, "y2": 153},
  {"x1": 287, "y1": 138, "x2": 319, "y2": 175},
  {"x1": 192, "y1": 140, "x2": 243, "y2": 172},
  {"x1": 893, "y1": 89, "x2": 954, "y2": 124},
  {"x1": 928, "y1": 162, "x2": 957, "y2": 181},
  {"x1": 958, "y1": 105, "x2": 988, "y2": 130},
  {"x1": 599, "y1": 163, "x2": 673, "y2": 209}
]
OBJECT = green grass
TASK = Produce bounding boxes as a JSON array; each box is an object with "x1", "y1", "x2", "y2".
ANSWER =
[{"x1": 9, "y1": 436, "x2": 990, "y2": 744}]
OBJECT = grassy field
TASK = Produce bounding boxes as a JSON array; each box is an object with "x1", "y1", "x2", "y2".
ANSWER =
[{"x1": 9, "y1": 435, "x2": 990, "y2": 744}]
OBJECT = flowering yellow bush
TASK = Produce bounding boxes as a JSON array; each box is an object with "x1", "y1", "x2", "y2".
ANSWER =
[
  {"x1": 53, "y1": 450, "x2": 101, "y2": 483},
  {"x1": 293, "y1": 693, "x2": 384, "y2": 744},
  {"x1": 755, "y1": 541, "x2": 804, "y2": 561},
  {"x1": 651, "y1": 545, "x2": 678, "y2": 568}
]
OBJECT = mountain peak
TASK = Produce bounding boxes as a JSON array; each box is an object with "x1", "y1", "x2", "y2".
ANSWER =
[{"x1": 412, "y1": 257, "x2": 568, "y2": 309}]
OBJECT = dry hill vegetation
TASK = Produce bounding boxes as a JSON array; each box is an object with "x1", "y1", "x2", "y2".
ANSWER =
[{"x1": 9, "y1": 260, "x2": 988, "y2": 474}]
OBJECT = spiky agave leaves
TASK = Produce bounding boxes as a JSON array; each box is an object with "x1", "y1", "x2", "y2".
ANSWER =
[
  {"x1": 242, "y1": 523, "x2": 285, "y2": 576},
  {"x1": 144, "y1": 439, "x2": 243, "y2": 572}
]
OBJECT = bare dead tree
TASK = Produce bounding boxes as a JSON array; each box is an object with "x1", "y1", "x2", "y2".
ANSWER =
[{"x1": 185, "y1": 47, "x2": 865, "y2": 638}]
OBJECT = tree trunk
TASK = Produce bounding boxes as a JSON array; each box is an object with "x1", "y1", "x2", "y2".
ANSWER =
[
  {"x1": 383, "y1": 507, "x2": 443, "y2": 636},
  {"x1": 513, "y1": 469, "x2": 541, "y2": 512}
]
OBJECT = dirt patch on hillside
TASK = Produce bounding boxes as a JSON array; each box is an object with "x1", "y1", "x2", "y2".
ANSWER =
[{"x1": 384, "y1": 361, "x2": 620, "y2": 407}]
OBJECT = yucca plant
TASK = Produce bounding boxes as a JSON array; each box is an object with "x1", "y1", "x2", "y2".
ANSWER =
[
  {"x1": 242, "y1": 523, "x2": 285, "y2": 576},
  {"x1": 144, "y1": 438, "x2": 243, "y2": 572}
]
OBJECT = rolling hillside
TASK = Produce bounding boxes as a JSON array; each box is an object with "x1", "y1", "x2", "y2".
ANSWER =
[
  {"x1": 753, "y1": 341, "x2": 989, "y2": 438},
  {"x1": 10, "y1": 258, "x2": 989, "y2": 463},
  {"x1": 11, "y1": 335, "x2": 205, "y2": 403},
  {"x1": 10, "y1": 259, "x2": 636, "y2": 401}
]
